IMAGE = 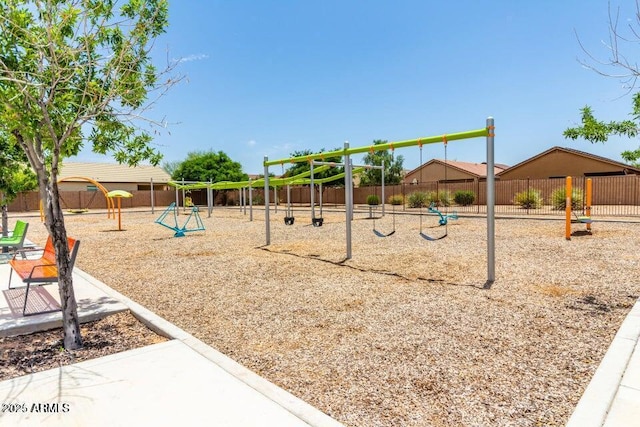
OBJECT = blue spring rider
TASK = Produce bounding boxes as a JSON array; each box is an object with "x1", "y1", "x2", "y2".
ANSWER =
[
  {"x1": 155, "y1": 202, "x2": 205, "y2": 237},
  {"x1": 428, "y1": 203, "x2": 458, "y2": 226}
]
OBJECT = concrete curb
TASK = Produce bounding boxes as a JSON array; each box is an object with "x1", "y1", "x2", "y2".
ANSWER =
[
  {"x1": 565, "y1": 299, "x2": 640, "y2": 427},
  {"x1": 73, "y1": 268, "x2": 344, "y2": 427}
]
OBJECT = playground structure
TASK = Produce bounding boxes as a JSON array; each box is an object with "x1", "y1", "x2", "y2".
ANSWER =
[
  {"x1": 428, "y1": 203, "x2": 459, "y2": 226},
  {"x1": 155, "y1": 202, "x2": 205, "y2": 237},
  {"x1": 40, "y1": 176, "x2": 116, "y2": 221},
  {"x1": 565, "y1": 176, "x2": 593, "y2": 240},
  {"x1": 166, "y1": 164, "x2": 367, "y2": 225},
  {"x1": 307, "y1": 161, "x2": 375, "y2": 227},
  {"x1": 262, "y1": 117, "x2": 496, "y2": 284}
]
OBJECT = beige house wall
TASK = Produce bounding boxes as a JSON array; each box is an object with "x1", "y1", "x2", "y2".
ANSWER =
[
  {"x1": 57, "y1": 182, "x2": 140, "y2": 192},
  {"x1": 499, "y1": 151, "x2": 630, "y2": 180},
  {"x1": 404, "y1": 163, "x2": 477, "y2": 184}
]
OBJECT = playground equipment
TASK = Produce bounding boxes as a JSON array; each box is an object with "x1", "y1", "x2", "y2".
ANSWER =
[
  {"x1": 418, "y1": 139, "x2": 452, "y2": 241},
  {"x1": 155, "y1": 202, "x2": 205, "y2": 237},
  {"x1": 565, "y1": 177, "x2": 593, "y2": 240},
  {"x1": 40, "y1": 176, "x2": 116, "y2": 221},
  {"x1": 107, "y1": 190, "x2": 133, "y2": 231},
  {"x1": 262, "y1": 117, "x2": 496, "y2": 284},
  {"x1": 428, "y1": 203, "x2": 459, "y2": 226}
]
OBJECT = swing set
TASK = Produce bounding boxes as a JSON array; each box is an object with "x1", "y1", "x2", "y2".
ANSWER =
[
  {"x1": 370, "y1": 138, "x2": 459, "y2": 240},
  {"x1": 261, "y1": 117, "x2": 496, "y2": 284}
]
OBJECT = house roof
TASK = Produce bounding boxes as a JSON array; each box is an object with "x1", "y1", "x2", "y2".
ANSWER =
[
  {"x1": 496, "y1": 146, "x2": 640, "y2": 176},
  {"x1": 59, "y1": 162, "x2": 171, "y2": 183},
  {"x1": 406, "y1": 159, "x2": 507, "y2": 178}
]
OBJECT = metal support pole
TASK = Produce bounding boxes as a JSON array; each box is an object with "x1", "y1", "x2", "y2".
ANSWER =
[
  {"x1": 586, "y1": 178, "x2": 592, "y2": 232},
  {"x1": 319, "y1": 182, "x2": 323, "y2": 217},
  {"x1": 208, "y1": 179, "x2": 213, "y2": 218},
  {"x1": 310, "y1": 162, "x2": 315, "y2": 220},
  {"x1": 274, "y1": 186, "x2": 278, "y2": 213},
  {"x1": 181, "y1": 178, "x2": 185, "y2": 213},
  {"x1": 243, "y1": 187, "x2": 247, "y2": 215},
  {"x1": 150, "y1": 177, "x2": 155, "y2": 214},
  {"x1": 486, "y1": 117, "x2": 495, "y2": 284},
  {"x1": 345, "y1": 142, "x2": 352, "y2": 259},
  {"x1": 566, "y1": 176, "x2": 572, "y2": 240},
  {"x1": 264, "y1": 158, "x2": 270, "y2": 244},
  {"x1": 381, "y1": 160, "x2": 386, "y2": 216},
  {"x1": 249, "y1": 180, "x2": 253, "y2": 222}
]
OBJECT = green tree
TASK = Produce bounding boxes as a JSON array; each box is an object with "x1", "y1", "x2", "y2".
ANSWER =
[
  {"x1": 564, "y1": 102, "x2": 640, "y2": 167},
  {"x1": 0, "y1": 137, "x2": 37, "y2": 237},
  {"x1": 564, "y1": 3, "x2": 640, "y2": 166},
  {"x1": 283, "y1": 148, "x2": 344, "y2": 184},
  {"x1": 360, "y1": 140, "x2": 405, "y2": 185},
  {"x1": 171, "y1": 150, "x2": 249, "y2": 182},
  {"x1": 0, "y1": 0, "x2": 177, "y2": 349},
  {"x1": 162, "y1": 160, "x2": 181, "y2": 177}
]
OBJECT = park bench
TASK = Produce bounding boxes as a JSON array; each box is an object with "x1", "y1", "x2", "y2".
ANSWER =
[
  {"x1": 0, "y1": 220, "x2": 29, "y2": 253},
  {"x1": 8, "y1": 235, "x2": 80, "y2": 316}
]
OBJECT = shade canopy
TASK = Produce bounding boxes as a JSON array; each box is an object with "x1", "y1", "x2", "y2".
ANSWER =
[{"x1": 107, "y1": 190, "x2": 133, "y2": 198}]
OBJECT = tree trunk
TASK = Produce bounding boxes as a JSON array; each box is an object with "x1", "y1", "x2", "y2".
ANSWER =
[
  {"x1": 1, "y1": 199, "x2": 8, "y2": 249},
  {"x1": 41, "y1": 174, "x2": 84, "y2": 349}
]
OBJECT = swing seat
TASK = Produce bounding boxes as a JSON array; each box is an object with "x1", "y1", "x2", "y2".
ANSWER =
[
  {"x1": 373, "y1": 229, "x2": 395, "y2": 238},
  {"x1": 312, "y1": 218, "x2": 323, "y2": 227},
  {"x1": 577, "y1": 216, "x2": 593, "y2": 224},
  {"x1": 284, "y1": 217, "x2": 295, "y2": 225},
  {"x1": 420, "y1": 231, "x2": 447, "y2": 241}
]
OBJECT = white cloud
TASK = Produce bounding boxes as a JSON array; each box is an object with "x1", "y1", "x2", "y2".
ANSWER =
[
  {"x1": 177, "y1": 53, "x2": 209, "y2": 63},
  {"x1": 247, "y1": 139, "x2": 256, "y2": 147}
]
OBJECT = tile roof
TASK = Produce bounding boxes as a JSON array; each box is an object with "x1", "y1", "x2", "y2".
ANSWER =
[
  {"x1": 406, "y1": 159, "x2": 506, "y2": 178},
  {"x1": 59, "y1": 162, "x2": 171, "y2": 183}
]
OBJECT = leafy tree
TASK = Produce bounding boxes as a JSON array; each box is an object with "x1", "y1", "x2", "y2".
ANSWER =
[
  {"x1": 564, "y1": 102, "x2": 640, "y2": 167},
  {"x1": 0, "y1": 138, "x2": 37, "y2": 237},
  {"x1": 162, "y1": 160, "x2": 182, "y2": 177},
  {"x1": 359, "y1": 140, "x2": 405, "y2": 185},
  {"x1": 283, "y1": 148, "x2": 344, "y2": 185},
  {"x1": 171, "y1": 150, "x2": 249, "y2": 182},
  {"x1": 0, "y1": 0, "x2": 177, "y2": 349},
  {"x1": 564, "y1": 3, "x2": 640, "y2": 166}
]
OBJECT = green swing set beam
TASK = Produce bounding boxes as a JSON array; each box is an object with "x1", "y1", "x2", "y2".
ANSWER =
[
  {"x1": 263, "y1": 128, "x2": 489, "y2": 167},
  {"x1": 262, "y1": 119, "x2": 496, "y2": 285}
]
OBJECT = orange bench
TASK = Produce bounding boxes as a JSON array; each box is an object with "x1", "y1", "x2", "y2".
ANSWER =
[{"x1": 8, "y1": 235, "x2": 80, "y2": 316}]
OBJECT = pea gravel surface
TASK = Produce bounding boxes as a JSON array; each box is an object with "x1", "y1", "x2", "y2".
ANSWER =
[{"x1": 19, "y1": 207, "x2": 640, "y2": 427}]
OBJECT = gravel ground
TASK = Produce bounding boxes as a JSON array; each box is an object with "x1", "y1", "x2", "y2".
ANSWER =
[{"x1": 11, "y1": 206, "x2": 640, "y2": 427}]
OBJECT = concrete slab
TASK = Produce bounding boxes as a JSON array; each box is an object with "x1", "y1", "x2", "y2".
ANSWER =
[
  {"x1": 0, "y1": 264, "x2": 343, "y2": 427},
  {"x1": 620, "y1": 337, "x2": 640, "y2": 392},
  {"x1": 0, "y1": 264, "x2": 127, "y2": 337},
  {"x1": 603, "y1": 386, "x2": 640, "y2": 427},
  {"x1": 0, "y1": 340, "x2": 316, "y2": 427},
  {"x1": 566, "y1": 299, "x2": 640, "y2": 427}
]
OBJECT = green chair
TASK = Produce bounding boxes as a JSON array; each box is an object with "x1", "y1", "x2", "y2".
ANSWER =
[{"x1": 0, "y1": 220, "x2": 29, "y2": 253}]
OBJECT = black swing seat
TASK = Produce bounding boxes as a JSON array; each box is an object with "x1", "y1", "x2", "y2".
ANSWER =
[
  {"x1": 373, "y1": 229, "x2": 395, "y2": 238},
  {"x1": 420, "y1": 231, "x2": 447, "y2": 241},
  {"x1": 312, "y1": 218, "x2": 324, "y2": 227},
  {"x1": 284, "y1": 217, "x2": 295, "y2": 225}
]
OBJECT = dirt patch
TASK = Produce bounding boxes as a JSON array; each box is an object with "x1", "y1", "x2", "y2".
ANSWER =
[{"x1": 0, "y1": 311, "x2": 168, "y2": 380}]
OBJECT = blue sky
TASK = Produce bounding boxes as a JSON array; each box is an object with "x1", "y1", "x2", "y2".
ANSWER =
[{"x1": 78, "y1": 1, "x2": 640, "y2": 174}]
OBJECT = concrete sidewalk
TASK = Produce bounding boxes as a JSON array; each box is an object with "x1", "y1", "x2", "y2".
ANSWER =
[
  {"x1": 566, "y1": 299, "x2": 640, "y2": 427},
  {"x1": 0, "y1": 264, "x2": 343, "y2": 427}
]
